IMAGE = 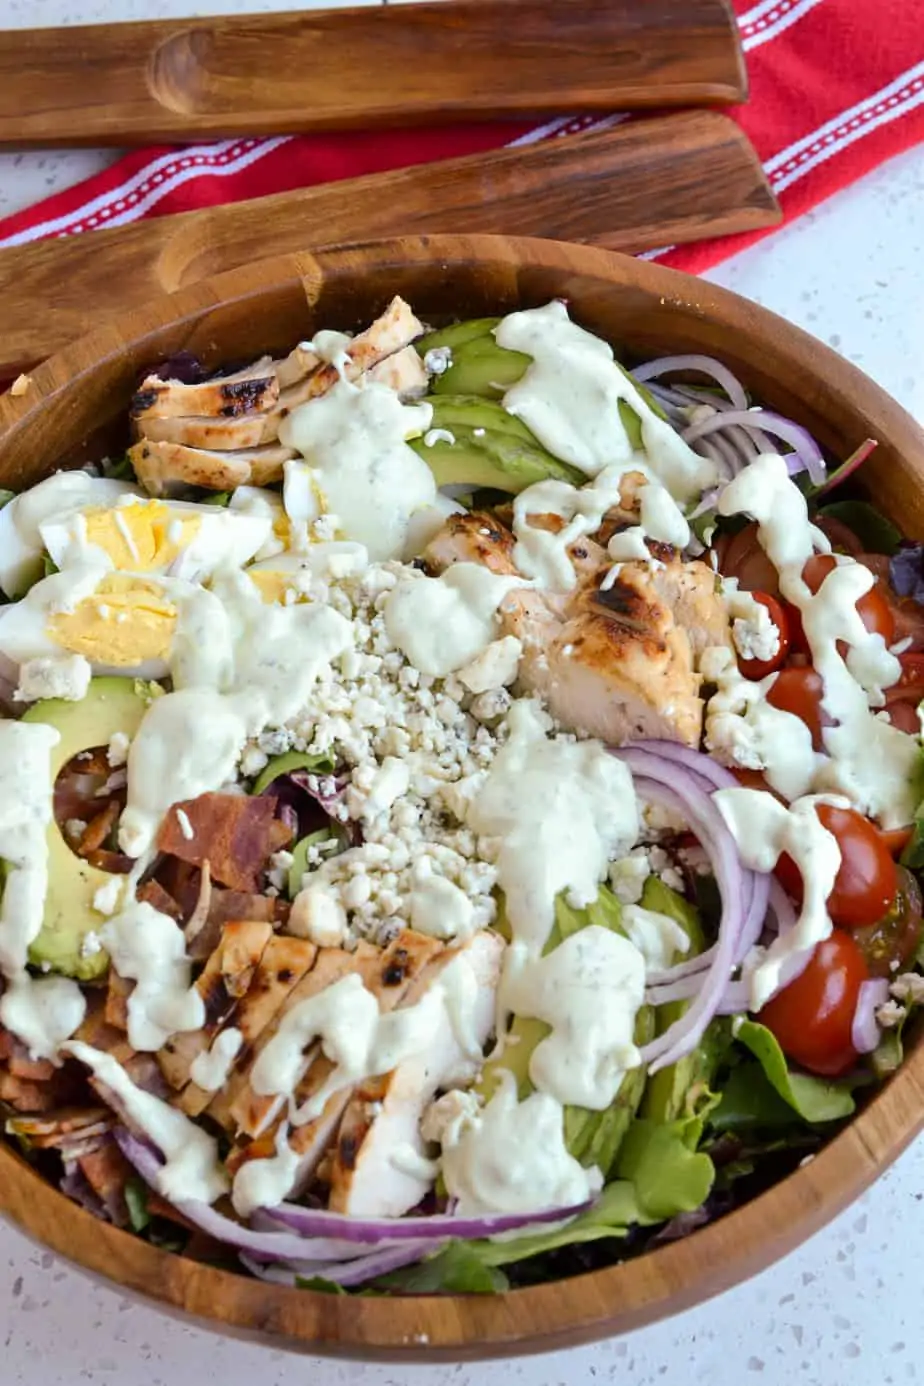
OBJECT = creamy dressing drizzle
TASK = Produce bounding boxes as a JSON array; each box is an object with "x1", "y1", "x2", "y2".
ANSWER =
[
  {"x1": 500, "y1": 925, "x2": 645, "y2": 1109},
  {"x1": 714, "y1": 788, "x2": 844, "y2": 1008},
  {"x1": 384, "y1": 562, "x2": 522, "y2": 677},
  {"x1": 467, "y1": 701, "x2": 638, "y2": 953},
  {"x1": 718, "y1": 454, "x2": 916, "y2": 828},
  {"x1": 279, "y1": 380, "x2": 435, "y2": 561},
  {"x1": 495, "y1": 302, "x2": 715, "y2": 499},
  {"x1": 0, "y1": 721, "x2": 87, "y2": 1059},
  {"x1": 190, "y1": 1028, "x2": 244, "y2": 1093},
  {"x1": 64, "y1": 1040, "x2": 228, "y2": 1205},
  {"x1": 100, "y1": 901, "x2": 205, "y2": 1051},
  {"x1": 511, "y1": 463, "x2": 691, "y2": 593},
  {"x1": 439, "y1": 1070, "x2": 603, "y2": 1216},
  {"x1": 231, "y1": 1122, "x2": 301, "y2": 1219}
]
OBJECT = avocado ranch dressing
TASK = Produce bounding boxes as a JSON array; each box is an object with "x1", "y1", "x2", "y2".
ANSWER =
[{"x1": 0, "y1": 299, "x2": 917, "y2": 1229}]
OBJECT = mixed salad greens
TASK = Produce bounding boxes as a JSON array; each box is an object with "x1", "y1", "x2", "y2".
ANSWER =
[{"x1": 1, "y1": 296, "x2": 923, "y2": 1299}]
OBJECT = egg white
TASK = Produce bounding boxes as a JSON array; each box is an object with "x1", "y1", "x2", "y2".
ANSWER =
[
  {"x1": 0, "y1": 564, "x2": 173, "y2": 680},
  {"x1": 40, "y1": 497, "x2": 271, "y2": 584},
  {"x1": 0, "y1": 473, "x2": 140, "y2": 599}
]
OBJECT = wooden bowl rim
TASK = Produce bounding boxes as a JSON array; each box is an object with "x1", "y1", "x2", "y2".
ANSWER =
[{"x1": 2, "y1": 234, "x2": 924, "y2": 1362}]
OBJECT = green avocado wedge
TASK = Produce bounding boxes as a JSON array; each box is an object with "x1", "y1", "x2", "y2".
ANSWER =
[{"x1": 21, "y1": 677, "x2": 149, "y2": 980}]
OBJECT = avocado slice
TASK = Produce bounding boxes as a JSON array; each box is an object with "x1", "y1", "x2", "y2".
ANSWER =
[
  {"x1": 410, "y1": 422, "x2": 585, "y2": 495},
  {"x1": 416, "y1": 318, "x2": 503, "y2": 355},
  {"x1": 431, "y1": 337, "x2": 532, "y2": 399},
  {"x1": 21, "y1": 677, "x2": 148, "y2": 980}
]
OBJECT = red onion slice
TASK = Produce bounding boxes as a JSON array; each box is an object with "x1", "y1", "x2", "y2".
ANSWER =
[
  {"x1": 851, "y1": 978, "x2": 890, "y2": 1054},
  {"x1": 114, "y1": 1131, "x2": 403, "y2": 1262},
  {"x1": 680, "y1": 409, "x2": 827, "y2": 485},
  {"x1": 617, "y1": 770, "x2": 748, "y2": 1069},
  {"x1": 261, "y1": 1196, "x2": 590, "y2": 1244},
  {"x1": 240, "y1": 1240, "x2": 441, "y2": 1288},
  {"x1": 631, "y1": 355, "x2": 749, "y2": 411}
]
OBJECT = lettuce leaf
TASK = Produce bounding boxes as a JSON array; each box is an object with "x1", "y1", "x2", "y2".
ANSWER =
[
  {"x1": 817, "y1": 501, "x2": 901, "y2": 555},
  {"x1": 731, "y1": 1019, "x2": 856, "y2": 1123},
  {"x1": 614, "y1": 1118, "x2": 715, "y2": 1222}
]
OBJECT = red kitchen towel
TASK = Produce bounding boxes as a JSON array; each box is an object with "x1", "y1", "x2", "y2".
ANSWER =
[{"x1": 0, "y1": 0, "x2": 922, "y2": 274}]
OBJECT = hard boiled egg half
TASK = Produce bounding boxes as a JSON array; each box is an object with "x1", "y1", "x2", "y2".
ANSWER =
[
  {"x1": 0, "y1": 473, "x2": 141, "y2": 598},
  {"x1": 0, "y1": 565, "x2": 180, "y2": 679},
  {"x1": 41, "y1": 495, "x2": 271, "y2": 584}
]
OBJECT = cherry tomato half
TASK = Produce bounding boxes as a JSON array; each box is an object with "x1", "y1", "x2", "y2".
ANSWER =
[
  {"x1": 885, "y1": 652, "x2": 924, "y2": 706},
  {"x1": 760, "y1": 930, "x2": 869, "y2": 1077},
  {"x1": 720, "y1": 522, "x2": 780, "y2": 596},
  {"x1": 884, "y1": 700, "x2": 922, "y2": 735},
  {"x1": 853, "y1": 865, "x2": 923, "y2": 978},
  {"x1": 788, "y1": 553, "x2": 896, "y2": 654},
  {"x1": 766, "y1": 666, "x2": 831, "y2": 750},
  {"x1": 775, "y1": 803, "x2": 898, "y2": 929},
  {"x1": 737, "y1": 592, "x2": 791, "y2": 681}
]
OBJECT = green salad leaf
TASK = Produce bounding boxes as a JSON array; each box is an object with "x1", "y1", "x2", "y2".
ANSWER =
[
  {"x1": 614, "y1": 1118, "x2": 715, "y2": 1222},
  {"x1": 730, "y1": 1019, "x2": 857, "y2": 1123},
  {"x1": 710, "y1": 1061, "x2": 801, "y2": 1132},
  {"x1": 287, "y1": 828, "x2": 334, "y2": 898},
  {"x1": 817, "y1": 500, "x2": 902, "y2": 555},
  {"x1": 373, "y1": 1241, "x2": 510, "y2": 1294},
  {"x1": 295, "y1": 1275, "x2": 348, "y2": 1296},
  {"x1": 125, "y1": 1177, "x2": 151, "y2": 1233},
  {"x1": 251, "y1": 749, "x2": 336, "y2": 795}
]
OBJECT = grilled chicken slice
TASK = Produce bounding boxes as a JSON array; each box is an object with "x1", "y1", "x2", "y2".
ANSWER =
[
  {"x1": 327, "y1": 930, "x2": 503, "y2": 1218},
  {"x1": 128, "y1": 440, "x2": 296, "y2": 496},
  {"x1": 366, "y1": 345, "x2": 428, "y2": 398},
  {"x1": 178, "y1": 934, "x2": 318, "y2": 1118},
  {"x1": 131, "y1": 297, "x2": 423, "y2": 496},
  {"x1": 157, "y1": 919, "x2": 275, "y2": 1090},
  {"x1": 130, "y1": 358, "x2": 279, "y2": 423},
  {"x1": 424, "y1": 510, "x2": 724, "y2": 747},
  {"x1": 225, "y1": 930, "x2": 443, "y2": 1195}
]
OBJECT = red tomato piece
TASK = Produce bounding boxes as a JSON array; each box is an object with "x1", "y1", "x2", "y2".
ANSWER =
[
  {"x1": 737, "y1": 593, "x2": 791, "y2": 681},
  {"x1": 759, "y1": 931, "x2": 869, "y2": 1077},
  {"x1": 853, "y1": 866, "x2": 923, "y2": 979},
  {"x1": 720, "y1": 522, "x2": 780, "y2": 596},
  {"x1": 885, "y1": 652, "x2": 924, "y2": 706},
  {"x1": 766, "y1": 666, "x2": 831, "y2": 751},
  {"x1": 775, "y1": 804, "x2": 898, "y2": 929},
  {"x1": 788, "y1": 554, "x2": 895, "y2": 653}
]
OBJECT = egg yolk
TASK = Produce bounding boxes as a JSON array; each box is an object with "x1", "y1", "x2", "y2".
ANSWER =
[
  {"x1": 81, "y1": 501, "x2": 201, "y2": 572},
  {"x1": 47, "y1": 574, "x2": 177, "y2": 664},
  {"x1": 247, "y1": 569, "x2": 304, "y2": 605}
]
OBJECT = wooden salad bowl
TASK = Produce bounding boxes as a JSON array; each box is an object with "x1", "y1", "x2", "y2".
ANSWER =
[{"x1": 1, "y1": 235, "x2": 923, "y2": 1361}]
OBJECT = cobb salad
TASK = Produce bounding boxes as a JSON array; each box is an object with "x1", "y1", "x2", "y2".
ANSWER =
[{"x1": 1, "y1": 296, "x2": 923, "y2": 1296}]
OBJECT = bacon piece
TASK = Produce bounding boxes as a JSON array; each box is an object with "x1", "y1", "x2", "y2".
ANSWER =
[
  {"x1": 77, "y1": 800, "x2": 120, "y2": 855},
  {"x1": 156, "y1": 794, "x2": 292, "y2": 892},
  {"x1": 77, "y1": 1140, "x2": 133, "y2": 1227},
  {"x1": 105, "y1": 971, "x2": 132, "y2": 1031},
  {"x1": 136, "y1": 878, "x2": 184, "y2": 923}
]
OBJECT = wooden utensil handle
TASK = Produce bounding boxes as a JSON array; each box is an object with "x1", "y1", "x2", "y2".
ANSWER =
[
  {"x1": 0, "y1": 112, "x2": 778, "y2": 377},
  {"x1": 0, "y1": 0, "x2": 747, "y2": 148}
]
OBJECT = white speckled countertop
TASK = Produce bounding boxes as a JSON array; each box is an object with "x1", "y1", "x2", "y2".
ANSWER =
[{"x1": 2, "y1": 1, "x2": 924, "y2": 1380}]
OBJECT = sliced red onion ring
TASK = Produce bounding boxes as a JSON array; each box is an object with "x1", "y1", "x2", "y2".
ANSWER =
[
  {"x1": 114, "y1": 1131, "x2": 404, "y2": 1263},
  {"x1": 240, "y1": 1240, "x2": 441, "y2": 1288},
  {"x1": 613, "y1": 751, "x2": 746, "y2": 1069},
  {"x1": 851, "y1": 978, "x2": 890, "y2": 1054},
  {"x1": 631, "y1": 355, "x2": 749, "y2": 411},
  {"x1": 116, "y1": 1129, "x2": 591, "y2": 1265},
  {"x1": 680, "y1": 409, "x2": 827, "y2": 486},
  {"x1": 260, "y1": 1196, "x2": 590, "y2": 1244}
]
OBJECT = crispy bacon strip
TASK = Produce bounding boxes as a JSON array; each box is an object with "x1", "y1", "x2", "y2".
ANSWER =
[
  {"x1": 136, "y1": 878, "x2": 184, "y2": 923},
  {"x1": 156, "y1": 794, "x2": 292, "y2": 892}
]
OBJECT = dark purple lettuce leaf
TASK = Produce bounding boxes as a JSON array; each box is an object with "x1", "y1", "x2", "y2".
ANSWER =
[{"x1": 890, "y1": 544, "x2": 924, "y2": 605}]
